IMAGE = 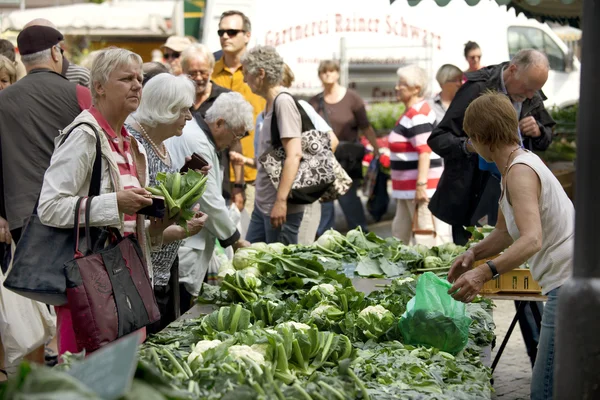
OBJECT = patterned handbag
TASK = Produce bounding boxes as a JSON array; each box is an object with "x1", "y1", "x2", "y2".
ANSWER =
[
  {"x1": 319, "y1": 158, "x2": 352, "y2": 203},
  {"x1": 259, "y1": 92, "x2": 336, "y2": 205}
]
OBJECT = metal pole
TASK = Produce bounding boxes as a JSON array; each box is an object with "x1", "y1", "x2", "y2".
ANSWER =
[
  {"x1": 339, "y1": 37, "x2": 348, "y2": 88},
  {"x1": 554, "y1": 0, "x2": 600, "y2": 398}
]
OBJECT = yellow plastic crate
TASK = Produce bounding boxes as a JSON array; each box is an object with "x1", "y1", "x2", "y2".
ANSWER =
[
  {"x1": 474, "y1": 256, "x2": 502, "y2": 294},
  {"x1": 500, "y1": 268, "x2": 542, "y2": 294}
]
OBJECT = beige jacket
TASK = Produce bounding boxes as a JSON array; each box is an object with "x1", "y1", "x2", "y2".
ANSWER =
[{"x1": 38, "y1": 110, "x2": 155, "y2": 281}]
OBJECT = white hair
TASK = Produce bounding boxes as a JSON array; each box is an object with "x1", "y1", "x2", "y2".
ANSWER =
[
  {"x1": 181, "y1": 43, "x2": 215, "y2": 72},
  {"x1": 20, "y1": 48, "x2": 52, "y2": 65},
  {"x1": 134, "y1": 73, "x2": 195, "y2": 127},
  {"x1": 90, "y1": 47, "x2": 143, "y2": 100},
  {"x1": 510, "y1": 49, "x2": 550, "y2": 72},
  {"x1": 205, "y1": 92, "x2": 254, "y2": 132},
  {"x1": 397, "y1": 64, "x2": 429, "y2": 97}
]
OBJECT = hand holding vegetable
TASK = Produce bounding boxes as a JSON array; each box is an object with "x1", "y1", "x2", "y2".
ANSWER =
[
  {"x1": 186, "y1": 212, "x2": 208, "y2": 237},
  {"x1": 146, "y1": 170, "x2": 208, "y2": 227},
  {"x1": 447, "y1": 249, "x2": 475, "y2": 283},
  {"x1": 117, "y1": 187, "x2": 153, "y2": 215},
  {"x1": 448, "y1": 267, "x2": 488, "y2": 303},
  {"x1": 0, "y1": 217, "x2": 11, "y2": 244}
]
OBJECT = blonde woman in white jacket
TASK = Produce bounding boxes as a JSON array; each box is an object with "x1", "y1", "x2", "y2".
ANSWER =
[{"x1": 38, "y1": 48, "x2": 176, "y2": 355}]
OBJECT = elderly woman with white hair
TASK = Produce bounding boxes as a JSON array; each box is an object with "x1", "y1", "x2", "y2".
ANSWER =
[
  {"x1": 38, "y1": 47, "x2": 176, "y2": 354},
  {"x1": 389, "y1": 64, "x2": 447, "y2": 246},
  {"x1": 167, "y1": 92, "x2": 253, "y2": 313},
  {"x1": 126, "y1": 72, "x2": 209, "y2": 333}
]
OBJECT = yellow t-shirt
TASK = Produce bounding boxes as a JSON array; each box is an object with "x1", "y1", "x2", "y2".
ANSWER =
[{"x1": 212, "y1": 58, "x2": 266, "y2": 182}]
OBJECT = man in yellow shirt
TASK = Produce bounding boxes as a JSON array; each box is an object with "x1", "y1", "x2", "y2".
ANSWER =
[{"x1": 212, "y1": 10, "x2": 266, "y2": 215}]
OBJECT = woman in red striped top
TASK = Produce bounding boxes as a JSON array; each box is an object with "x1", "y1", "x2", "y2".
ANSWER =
[{"x1": 388, "y1": 65, "x2": 450, "y2": 246}]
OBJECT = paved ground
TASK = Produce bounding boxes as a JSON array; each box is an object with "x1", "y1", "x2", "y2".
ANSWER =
[{"x1": 369, "y1": 220, "x2": 532, "y2": 400}]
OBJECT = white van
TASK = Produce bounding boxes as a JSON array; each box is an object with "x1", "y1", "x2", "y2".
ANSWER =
[{"x1": 201, "y1": 0, "x2": 579, "y2": 108}]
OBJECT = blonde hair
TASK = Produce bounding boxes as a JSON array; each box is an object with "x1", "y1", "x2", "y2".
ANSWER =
[
  {"x1": 90, "y1": 47, "x2": 143, "y2": 100},
  {"x1": 463, "y1": 91, "x2": 520, "y2": 150},
  {"x1": 281, "y1": 63, "x2": 294, "y2": 88},
  {"x1": 0, "y1": 55, "x2": 17, "y2": 84}
]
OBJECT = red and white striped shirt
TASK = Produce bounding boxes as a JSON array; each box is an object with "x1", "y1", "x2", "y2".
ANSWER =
[
  {"x1": 89, "y1": 106, "x2": 140, "y2": 235},
  {"x1": 388, "y1": 100, "x2": 443, "y2": 200}
]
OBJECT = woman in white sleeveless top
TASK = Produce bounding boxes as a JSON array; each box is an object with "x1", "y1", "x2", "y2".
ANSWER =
[{"x1": 446, "y1": 92, "x2": 573, "y2": 400}]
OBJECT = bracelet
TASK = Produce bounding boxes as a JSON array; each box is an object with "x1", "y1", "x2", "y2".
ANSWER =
[
  {"x1": 234, "y1": 183, "x2": 247, "y2": 189},
  {"x1": 416, "y1": 181, "x2": 427, "y2": 187}
]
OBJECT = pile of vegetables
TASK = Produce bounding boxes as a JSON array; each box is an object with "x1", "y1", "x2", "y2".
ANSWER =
[
  {"x1": 312, "y1": 228, "x2": 467, "y2": 277},
  {"x1": 129, "y1": 230, "x2": 495, "y2": 399},
  {"x1": 1, "y1": 229, "x2": 496, "y2": 399},
  {"x1": 146, "y1": 170, "x2": 208, "y2": 224}
]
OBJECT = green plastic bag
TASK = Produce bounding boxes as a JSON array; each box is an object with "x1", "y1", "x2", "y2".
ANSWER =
[{"x1": 399, "y1": 272, "x2": 472, "y2": 354}]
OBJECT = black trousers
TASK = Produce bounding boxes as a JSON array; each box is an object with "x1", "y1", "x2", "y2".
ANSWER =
[{"x1": 146, "y1": 257, "x2": 180, "y2": 335}]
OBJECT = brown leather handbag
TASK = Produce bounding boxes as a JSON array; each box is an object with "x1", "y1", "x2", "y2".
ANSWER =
[
  {"x1": 412, "y1": 203, "x2": 437, "y2": 238},
  {"x1": 64, "y1": 197, "x2": 160, "y2": 353}
]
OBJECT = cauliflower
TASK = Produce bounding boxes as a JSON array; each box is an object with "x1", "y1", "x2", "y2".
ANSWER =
[
  {"x1": 357, "y1": 305, "x2": 396, "y2": 339},
  {"x1": 359, "y1": 305, "x2": 390, "y2": 318},
  {"x1": 310, "y1": 303, "x2": 344, "y2": 321},
  {"x1": 227, "y1": 345, "x2": 266, "y2": 366},
  {"x1": 309, "y1": 283, "x2": 337, "y2": 296},
  {"x1": 278, "y1": 321, "x2": 312, "y2": 332},
  {"x1": 187, "y1": 340, "x2": 222, "y2": 364}
]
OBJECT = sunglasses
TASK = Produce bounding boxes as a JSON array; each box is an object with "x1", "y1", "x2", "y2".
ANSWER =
[
  {"x1": 54, "y1": 45, "x2": 64, "y2": 55},
  {"x1": 163, "y1": 51, "x2": 181, "y2": 60},
  {"x1": 218, "y1": 29, "x2": 245, "y2": 38}
]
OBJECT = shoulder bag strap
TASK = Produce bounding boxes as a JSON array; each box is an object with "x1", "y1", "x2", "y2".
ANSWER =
[
  {"x1": 270, "y1": 92, "x2": 316, "y2": 148},
  {"x1": 318, "y1": 93, "x2": 331, "y2": 126},
  {"x1": 59, "y1": 122, "x2": 102, "y2": 197},
  {"x1": 72, "y1": 196, "x2": 87, "y2": 257}
]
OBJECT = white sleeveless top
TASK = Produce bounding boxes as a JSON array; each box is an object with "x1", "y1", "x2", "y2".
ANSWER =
[{"x1": 499, "y1": 151, "x2": 573, "y2": 294}]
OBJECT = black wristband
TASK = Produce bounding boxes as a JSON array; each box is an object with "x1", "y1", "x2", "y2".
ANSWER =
[
  {"x1": 486, "y1": 260, "x2": 500, "y2": 279},
  {"x1": 233, "y1": 183, "x2": 246, "y2": 189}
]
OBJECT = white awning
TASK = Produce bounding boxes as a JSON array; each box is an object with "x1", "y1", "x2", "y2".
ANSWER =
[{"x1": 0, "y1": 1, "x2": 176, "y2": 37}]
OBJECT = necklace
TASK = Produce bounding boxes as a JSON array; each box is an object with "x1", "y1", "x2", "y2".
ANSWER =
[
  {"x1": 502, "y1": 147, "x2": 522, "y2": 177},
  {"x1": 133, "y1": 118, "x2": 170, "y2": 164}
]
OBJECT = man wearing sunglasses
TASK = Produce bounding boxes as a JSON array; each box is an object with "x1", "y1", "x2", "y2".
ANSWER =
[
  {"x1": 212, "y1": 10, "x2": 266, "y2": 218},
  {"x1": 160, "y1": 36, "x2": 192, "y2": 76}
]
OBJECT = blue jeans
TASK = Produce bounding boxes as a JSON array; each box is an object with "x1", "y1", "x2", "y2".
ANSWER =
[
  {"x1": 317, "y1": 181, "x2": 368, "y2": 236},
  {"x1": 246, "y1": 206, "x2": 303, "y2": 245},
  {"x1": 530, "y1": 287, "x2": 560, "y2": 400}
]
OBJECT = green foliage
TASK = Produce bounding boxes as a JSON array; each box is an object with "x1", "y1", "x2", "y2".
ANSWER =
[{"x1": 367, "y1": 102, "x2": 406, "y2": 132}]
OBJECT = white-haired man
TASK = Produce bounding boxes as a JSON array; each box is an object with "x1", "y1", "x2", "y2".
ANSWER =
[
  {"x1": 428, "y1": 48, "x2": 556, "y2": 369},
  {"x1": 166, "y1": 92, "x2": 253, "y2": 313}
]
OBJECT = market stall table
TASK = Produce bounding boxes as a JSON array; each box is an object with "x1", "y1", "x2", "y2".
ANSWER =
[{"x1": 483, "y1": 293, "x2": 547, "y2": 373}]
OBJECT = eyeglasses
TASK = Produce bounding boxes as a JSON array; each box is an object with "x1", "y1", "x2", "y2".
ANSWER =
[
  {"x1": 163, "y1": 51, "x2": 181, "y2": 60},
  {"x1": 231, "y1": 130, "x2": 246, "y2": 140},
  {"x1": 217, "y1": 29, "x2": 245, "y2": 38},
  {"x1": 187, "y1": 70, "x2": 211, "y2": 78}
]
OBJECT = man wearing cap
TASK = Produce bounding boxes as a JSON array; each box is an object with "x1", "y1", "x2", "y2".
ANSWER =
[
  {"x1": 0, "y1": 24, "x2": 92, "y2": 245},
  {"x1": 23, "y1": 19, "x2": 90, "y2": 87},
  {"x1": 161, "y1": 36, "x2": 192, "y2": 76}
]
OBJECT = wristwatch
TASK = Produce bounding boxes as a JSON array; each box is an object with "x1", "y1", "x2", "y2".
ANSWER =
[
  {"x1": 486, "y1": 260, "x2": 500, "y2": 280},
  {"x1": 233, "y1": 183, "x2": 247, "y2": 190}
]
